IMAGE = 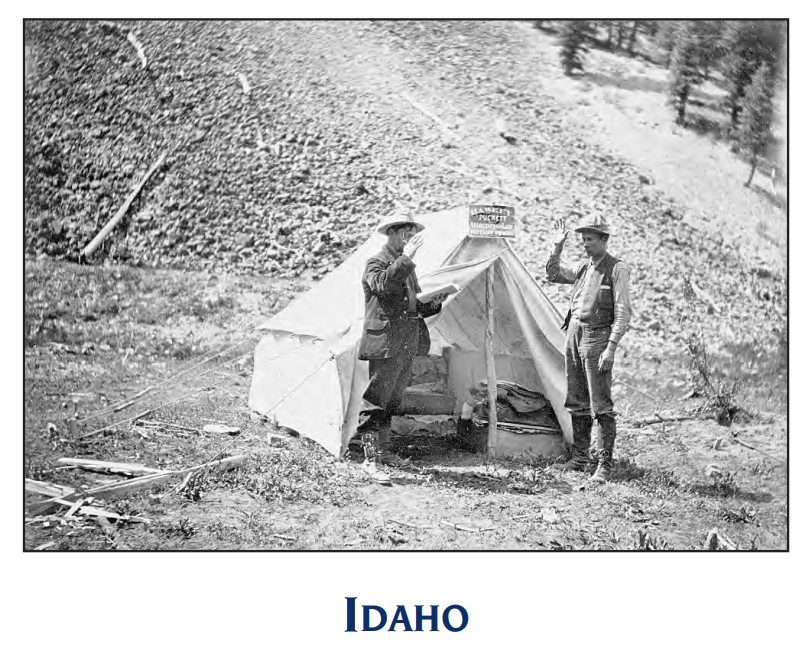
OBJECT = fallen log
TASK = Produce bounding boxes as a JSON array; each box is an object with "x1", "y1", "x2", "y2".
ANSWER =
[
  {"x1": 86, "y1": 455, "x2": 245, "y2": 500},
  {"x1": 28, "y1": 455, "x2": 245, "y2": 515},
  {"x1": 56, "y1": 457, "x2": 166, "y2": 477},
  {"x1": 126, "y1": 31, "x2": 148, "y2": 69},
  {"x1": 25, "y1": 478, "x2": 76, "y2": 499},
  {"x1": 81, "y1": 151, "x2": 167, "y2": 258}
]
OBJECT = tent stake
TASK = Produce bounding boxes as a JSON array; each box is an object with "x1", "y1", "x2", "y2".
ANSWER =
[{"x1": 485, "y1": 264, "x2": 498, "y2": 455}]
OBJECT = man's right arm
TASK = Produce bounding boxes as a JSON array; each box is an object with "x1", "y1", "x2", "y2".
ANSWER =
[
  {"x1": 365, "y1": 255, "x2": 415, "y2": 297},
  {"x1": 546, "y1": 243, "x2": 578, "y2": 284}
]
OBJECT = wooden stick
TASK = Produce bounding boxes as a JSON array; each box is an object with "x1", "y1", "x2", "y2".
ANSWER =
[
  {"x1": 138, "y1": 420, "x2": 200, "y2": 433},
  {"x1": 50, "y1": 499, "x2": 151, "y2": 523},
  {"x1": 386, "y1": 518, "x2": 432, "y2": 530},
  {"x1": 485, "y1": 264, "x2": 498, "y2": 456},
  {"x1": 440, "y1": 520, "x2": 495, "y2": 533},
  {"x1": 635, "y1": 414, "x2": 694, "y2": 427},
  {"x1": 732, "y1": 438, "x2": 786, "y2": 464},
  {"x1": 56, "y1": 458, "x2": 166, "y2": 477},
  {"x1": 272, "y1": 534, "x2": 295, "y2": 542},
  {"x1": 400, "y1": 92, "x2": 459, "y2": 139},
  {"x1": 34, "y1": 541, "x2": 56, "y2": 551},
  {"x1": 64, "y1": 497, "x2": 87, "y2": 518},
  {"x1": 81, "y1": 152, "x2": 166, "y2": 258}
]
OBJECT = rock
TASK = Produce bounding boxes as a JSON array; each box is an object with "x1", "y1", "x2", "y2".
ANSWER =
[{"x1": 235, "y1": 233, "x2": 255, "y2": 248}]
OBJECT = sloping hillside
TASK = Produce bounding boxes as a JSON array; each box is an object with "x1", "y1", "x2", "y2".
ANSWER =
[{"x1": 25, "y1": 20, "x2": 786, "y2": 368}]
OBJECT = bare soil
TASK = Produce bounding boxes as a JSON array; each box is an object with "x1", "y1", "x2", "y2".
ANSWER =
[{"x1": 24, "y1": 259, "x2": 787, "y2": 550}]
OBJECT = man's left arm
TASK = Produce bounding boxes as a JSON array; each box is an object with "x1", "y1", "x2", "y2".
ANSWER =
[{"x1": 599, "y1": 263, "x2": 633, "y2": 372}]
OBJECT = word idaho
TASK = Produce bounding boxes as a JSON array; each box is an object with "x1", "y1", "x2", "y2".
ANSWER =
[{"x1": 345, "y1": 597, "x2": 469, "y2": 632}]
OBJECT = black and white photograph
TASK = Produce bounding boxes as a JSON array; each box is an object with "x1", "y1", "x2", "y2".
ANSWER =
[{"x1": 23, "y1": 17, "x2": 788, "y2": 556}]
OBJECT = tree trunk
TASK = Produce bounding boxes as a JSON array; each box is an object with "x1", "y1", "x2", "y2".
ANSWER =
[
  {"x1": 605, "y1": 22, "x2": 614, "y2": 48},
  {"x1": 744, "y1": 157, "x2": 757, "y2": 187},
  {"x1": 730, "y1": 103, "x2": 741, "y2": 129},
  {"x1": 627, "y1": 21, "x2": 638, "y2": 54},
  {"x1": 616, "y1": 22, "x2": 626, "y2": 50},
  {"x1": 677, "y1": 86, "x2": 689, "y2": 124}
]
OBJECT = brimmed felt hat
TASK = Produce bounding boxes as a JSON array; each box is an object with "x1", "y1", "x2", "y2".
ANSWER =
[
  {"x1": 573, "y1": 212, "x2": 613, "y2": 236},
  {"x1": 376, "y1": 209, "x2": 425, "y2": 235}
]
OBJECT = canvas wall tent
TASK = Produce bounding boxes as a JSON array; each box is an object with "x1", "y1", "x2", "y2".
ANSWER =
[{"x1": 248, "y1": 204, "x2": 572, "y2": 458}]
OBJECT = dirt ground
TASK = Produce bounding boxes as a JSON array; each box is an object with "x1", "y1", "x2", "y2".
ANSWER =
[{"x1": 24, "y1": 259, "x2": 787, "y2": 550}]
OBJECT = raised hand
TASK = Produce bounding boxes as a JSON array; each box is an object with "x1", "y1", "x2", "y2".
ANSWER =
[
  {"x1": 403, "y1": 232, "x2": 424, "y2": 259},
  {"x1": 552, "y1": 218, "x2": 569, "y2": 247}
]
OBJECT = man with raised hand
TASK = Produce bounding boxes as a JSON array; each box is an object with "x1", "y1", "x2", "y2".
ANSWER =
[
  {"x1": 357, "y1": 208, "x2": 448, "y2": 485},
  {"x1": 546, "y1": 213, "x2": 632, "y2": 483}
]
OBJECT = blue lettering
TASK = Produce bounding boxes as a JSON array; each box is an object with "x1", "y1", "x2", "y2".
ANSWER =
[
  {"x1": 345, "y1": 597, "x2": 357, "y2": 632},
  {"x1": 363, "y1": 605, "x2": 387, "y2": 631},
  {"x1": 414, "y1": 605, "x2": 440, "y2": 632},
  {"x1": 388, "y1": 605, "x2": 414, "y2": 632},
  {"x1": 442, "y1": 605, "x2": 469, "y2": 632}
]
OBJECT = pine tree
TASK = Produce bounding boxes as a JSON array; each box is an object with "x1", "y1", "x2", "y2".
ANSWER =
[
  {"x1": 654, "y1": 20, "x2": 679, "y2": 61},
  {"x1": 721, "y1": 21, "x2": 785, "y2": 129},
  {"x1": 667, "y1": 22, "x2": 704, "y2": 124},
  {"x1": 559, "y1": 21, "x2": 592, "y2": 75},
  {"x1": 692, "y1": 20, "x2": 726, "y2": 80},
  {"x1": 739, "y1": 63, "x2": 775, "y2": 187}
]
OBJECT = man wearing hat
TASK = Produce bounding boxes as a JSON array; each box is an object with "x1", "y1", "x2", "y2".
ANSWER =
[
  {"x1": 546, "y1": 213, "x2": 632, "y2": 483},
  {"x1": 357, "y1": 209, "x2": 448, "y2": 484}
]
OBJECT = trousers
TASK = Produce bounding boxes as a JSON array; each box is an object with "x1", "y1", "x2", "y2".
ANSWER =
[{"x1": 564, "y1": 321, "x2": 615, "y2": 419}]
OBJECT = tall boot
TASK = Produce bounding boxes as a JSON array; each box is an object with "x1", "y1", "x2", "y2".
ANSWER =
[
  {"x1": 553, "y1": 415, "x2": 593, "y2": 471},
  {"x1": 589, "y1": 414, "x2": 617, "y2": 483}
]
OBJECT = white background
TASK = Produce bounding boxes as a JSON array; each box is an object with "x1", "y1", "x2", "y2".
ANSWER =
[{"x1": 5, "y1": 2, "x2": 804, "y2": 644}]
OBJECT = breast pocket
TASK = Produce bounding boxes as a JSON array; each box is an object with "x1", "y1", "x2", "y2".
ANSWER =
[{"x1": 597, "y1": 285, "x2": 613, "y2": 306}]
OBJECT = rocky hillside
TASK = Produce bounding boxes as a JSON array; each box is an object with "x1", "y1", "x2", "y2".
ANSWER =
[{"x1": 24, "y1": 20, "x2": 786, "y2": 359}]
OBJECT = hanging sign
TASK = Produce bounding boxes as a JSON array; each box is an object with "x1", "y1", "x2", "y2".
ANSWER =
[{"x1": 468, "y1": 204, "x2": 516, "y2": 238}]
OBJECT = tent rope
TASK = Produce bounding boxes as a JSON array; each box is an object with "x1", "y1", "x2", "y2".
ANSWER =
[
  {"x1": 79, "y1": 350, "x2": 255, "y2": 439},
  {"x1": 79, "y1": 339, "x2": 312, "y2": 439},
  {"x1": 76, "y1": 336, "x2": 256, "y2": 424},
  {"x1": 259, "y1": 353, "x2": 335, "y2": 418}
]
